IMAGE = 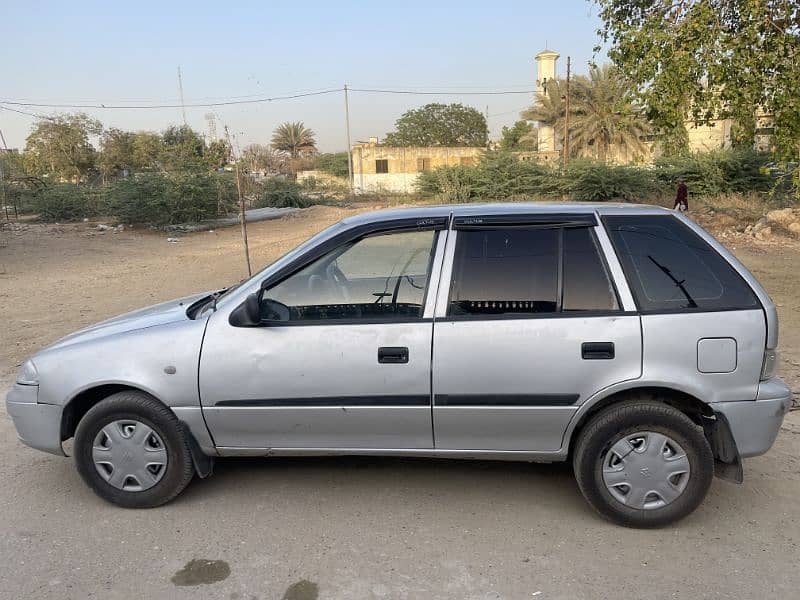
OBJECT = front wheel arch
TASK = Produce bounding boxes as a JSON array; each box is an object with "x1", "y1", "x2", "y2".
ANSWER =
[{"x1": 61, "y1": 384, "x2": 212, "y2": 478}]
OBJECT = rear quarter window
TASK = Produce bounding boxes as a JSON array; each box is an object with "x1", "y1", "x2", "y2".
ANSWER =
[{"x1": 603, "y1": 215, "x2": 759, "y2": 312}]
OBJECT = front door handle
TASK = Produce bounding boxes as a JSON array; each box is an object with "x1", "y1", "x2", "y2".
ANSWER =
[
  {"x1": 378, "y1": 346, "x2": 409, "y2": 364},
  {"x1": 582, "y1": 342, "x2": 615, "y2": 360}
]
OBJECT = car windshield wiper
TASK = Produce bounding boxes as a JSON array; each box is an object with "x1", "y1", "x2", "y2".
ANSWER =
[
  {"x1": 648, "y1": 255, "x2": 698, "y2": 308},
  {"x1": 192, "y1": 288, "x2": 228, "y2": 318}
]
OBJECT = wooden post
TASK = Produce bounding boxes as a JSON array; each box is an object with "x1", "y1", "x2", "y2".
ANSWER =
[
  {"x1": 225, "y1": 125, "x2": 252, "y2": 277},
  {"x1": 344, "y1": 84, "x2": 354, "y2": 198},
  {"x1": 563, "y1": 56, "x2": 571, "y2": 168}
]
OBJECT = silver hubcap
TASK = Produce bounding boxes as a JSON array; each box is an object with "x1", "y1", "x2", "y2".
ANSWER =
[
  {"x1": 602, "y1": 431, "x2": 691, "y2": 510},
  {"x1": 92, "y1": 420, "x2": 168, "y2": 492}
]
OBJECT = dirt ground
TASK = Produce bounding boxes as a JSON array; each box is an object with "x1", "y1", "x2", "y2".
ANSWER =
[{"x1": 1, "y1": 205, "x2": 799, "y2": 599}]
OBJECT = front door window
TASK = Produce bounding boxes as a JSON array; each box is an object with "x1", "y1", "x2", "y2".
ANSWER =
[{"x1": 264, "y1": 230, "x2": 436, "y2": 322}]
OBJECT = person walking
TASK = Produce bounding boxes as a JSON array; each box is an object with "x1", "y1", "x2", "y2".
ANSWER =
[{"x1": 673, "y1": 179, "x2": 689, "y2": 212}]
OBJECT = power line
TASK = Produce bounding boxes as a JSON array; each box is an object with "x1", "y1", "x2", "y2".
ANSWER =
[
  {"x1": 0, "y1": 88, "x2": 342, "y2": 110},
  {"x1": 488, "y1": 105, "x2": 530, "y2": 118},
  {"x1": 0, "y1": 86, "x2": 535, "y2": 111},
  {"x1": 0, "y1": 104, "x2": 54, "y2": 120},
  {"x1": 0, "y1": 84, "x2": 536, "y2": 105},
  {"x1": 349, "y1": 87, "x2": 534, "y2": 96}
]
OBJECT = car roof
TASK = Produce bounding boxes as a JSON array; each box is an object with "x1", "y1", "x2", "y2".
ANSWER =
[{"x1": 340, "y1": 202, "x2": 673, "y2": 226}]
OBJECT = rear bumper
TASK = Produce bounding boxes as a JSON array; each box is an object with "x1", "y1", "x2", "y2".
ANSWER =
[
  {"x1": 5, "y1": 384, "x2": 65, "y2": 456},
  {"x1": 711, "y1": 379, "x2": 792, "y2": 458}
]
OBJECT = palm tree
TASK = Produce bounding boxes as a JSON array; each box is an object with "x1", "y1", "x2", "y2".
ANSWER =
[
  {"x1": 270, "y1": 122, "x2": 317, "y2": 160},
  {"x1": 521, "y1": 78, "x2": 566, "y2": 129},
  {"x1": 566, "y1": 65, "x2": 651, "y2": 162},
  {"x1": 520, "y1": 66, "x2": 651, "y2": 162},
  {"x1": 520, "y1": 79, "x2": 566, "y2": 148}
]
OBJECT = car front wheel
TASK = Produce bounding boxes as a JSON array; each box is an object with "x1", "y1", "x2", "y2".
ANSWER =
[
  {"x1": 573, "y1": 399, "x2": 714, "y2": 528},
  {"x1": 74, "y1": 391, "x2": 195, "y2": 508}
]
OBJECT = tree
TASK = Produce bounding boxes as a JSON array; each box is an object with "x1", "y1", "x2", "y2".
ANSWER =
[
  {"x1": 131, "y1": 132, "x2": 164, "y2": 172},
  {"x1": 23, "y1": 113, "x2": 102, "y2": 182},
  {"x1": 594, "y1": 0, "x2": 800, "y2": 158},
  {"x1": 271, "y1": 122, "x2": 317, "y2": 159},
  {"x1": 499, "y1": 120, "x2": 537, "y2": 151},
  {"x1": 566, "y1": 65, "x2": 651, "y2": 161},
  {"x1": 161, "y1": 125, "x2": 205, "y2": 168},
  {"x1": 384, "y1": 103, "x2": 488, "y2": 147},
  {"x1": 313, "y1": 152, "x2": 350, "y2": 178},
  {"x1": 98, "y1": 128, "x2": 136, "y2": 178},
  {"x1": 521, "y1": 66, "x2": 650, "y2": 162},
  {"x1": 240, "y1": 143, "x2": 285, "y2": 174},
  {"x1": 521, "y1": 79, "x2": 566, "y2": 129},
  {"x1": 205, "y1": 140, "x2": 232, "y2": 170}
]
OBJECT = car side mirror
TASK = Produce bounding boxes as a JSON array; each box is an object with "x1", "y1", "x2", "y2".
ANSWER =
[
  {"x1": 260, "y1": 298, "x2": 291, "y2": 323},
  {"x1": 228, "y1": 292, "x2": 262, "y2": 327}
]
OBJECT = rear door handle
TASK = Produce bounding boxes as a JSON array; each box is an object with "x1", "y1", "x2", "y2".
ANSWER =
[
  {"x1": 582, "y1": 342, "x2": 615, "y2": 360},
  {"x1": 378, "y1": 346, "x2": 409, "y2": 364}
]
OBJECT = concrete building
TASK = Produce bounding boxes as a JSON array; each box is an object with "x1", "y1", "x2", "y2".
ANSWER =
[{"x1": 352, "y1": 139, "x2": 482, "y2": 194}]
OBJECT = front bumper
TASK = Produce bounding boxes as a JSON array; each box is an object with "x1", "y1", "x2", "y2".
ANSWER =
[
  {"x1": 711, "y1": 378, "x2": 792, "y2": 458},
  {"x1": 5, "y1": 384, "x2": 65, "y2": 456}
]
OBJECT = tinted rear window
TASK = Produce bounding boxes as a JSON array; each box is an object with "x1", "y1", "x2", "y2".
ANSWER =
[
  {"x1": 562, "y1": 227, "x2": 619, "y2": 311},
  {"x1": 449, "y1": 228, "x2": 559, "y2": 315},
  {"x1": 604, "y1": 215, "x2": 759, "y2": 312},
  {"x1": 448, "y1": 227, "x2": 618, "y2": 316}
]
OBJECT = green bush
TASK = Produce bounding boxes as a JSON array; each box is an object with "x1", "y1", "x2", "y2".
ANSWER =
[
  {"x1": 417, "y1": 151, "x2": 557, "y2": 202},
  {"x1": 313, "y1": 152, "x2": 350, "y2": 178},
  {"x1": 104, "y1": 171, "x2": 237, "y2": 225},
  {"x1": 563, "y1": 160, "x2": 659, "y2": 202},
  {"x1": 419, "y1": 150, "x2": 778, "y2": 205},
  {"x1": 32, "y1": 184, "x2": 103, "y2": 221},
  {"x1": 654, "y1": 149, "x2": 773, "y2": 196},
  {"x1": 0, "y1": 181, "x2": 39, "y2": 215},
  {"x1": 254, "y1": 178, "x2": 313, "y2": 208}
]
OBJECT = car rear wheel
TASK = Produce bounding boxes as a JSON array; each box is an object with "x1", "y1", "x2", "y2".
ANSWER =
[
  {"x1": 74, "y1": 391, "x2": 194, "y2": 508},
  {"x1": 573, "y1": 399, "x2": 714, "y2": 528}
]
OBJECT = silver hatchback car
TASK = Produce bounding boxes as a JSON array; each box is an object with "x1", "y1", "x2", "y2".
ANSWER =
[{"x1": 7, "y1": 204, "x2": 791, "y2": 527}]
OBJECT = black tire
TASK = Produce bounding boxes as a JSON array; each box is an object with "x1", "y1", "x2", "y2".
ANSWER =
[
  {"x1": 74, "y1": 391, "x2": 194, "y2": 508},
  {"x1": 573, "y1": 399, "x2": 714, "y2": 528}
]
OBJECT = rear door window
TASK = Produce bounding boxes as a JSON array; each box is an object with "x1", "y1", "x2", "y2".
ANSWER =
[
  {"x1": 562, "y1": 227, "x2": 619, "y2": 311},
  {"x1": 603, "y1": 215, "x2": 759, "y2": 312},
  {"x1": 448, "y1": 226, "x2": 618, "y2": 317}
]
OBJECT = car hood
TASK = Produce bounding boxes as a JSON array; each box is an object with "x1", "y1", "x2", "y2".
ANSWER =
[{"x1": 43, "y1": 291, "x2": 211, "y2": 352}]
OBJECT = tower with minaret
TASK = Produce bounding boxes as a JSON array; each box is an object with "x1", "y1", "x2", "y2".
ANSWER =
[{"x1": 535, "y1": 49, "x2": 560, "y2": 153}]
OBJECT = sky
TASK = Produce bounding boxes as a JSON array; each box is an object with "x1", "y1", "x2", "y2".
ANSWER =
[{"x1": 0, "y1": 0, "x2": 608, "y2": 153}]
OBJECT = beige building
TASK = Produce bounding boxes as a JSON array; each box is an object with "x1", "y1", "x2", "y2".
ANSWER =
[{"x1": 352, "y1": 139, "x2": 482, "y2": 193}]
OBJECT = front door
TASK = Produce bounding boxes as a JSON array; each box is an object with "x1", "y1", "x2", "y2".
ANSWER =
[
  {"x1": 199, "y1": 227, "x2": 445, "y2": 450},
  {"x1": 432, "y1": 219, "x2": 642, "y2": 452}
]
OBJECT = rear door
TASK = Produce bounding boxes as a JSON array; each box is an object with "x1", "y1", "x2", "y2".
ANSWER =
[{"x1": 431, "y1": 214, "x2": 642, "y2": 451}]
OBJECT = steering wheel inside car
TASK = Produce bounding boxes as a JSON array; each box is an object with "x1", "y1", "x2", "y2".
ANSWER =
[{"x1": 325, "y1": 262, "x2": 350, "y2": 302}]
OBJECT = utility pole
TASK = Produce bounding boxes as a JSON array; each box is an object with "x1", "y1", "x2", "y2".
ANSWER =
[
  {"x1": 0, "y1": 128, "x2": 7, "y2": 220},
  {"x1": 225, "y1": 125, "x2": 252, "y2": 277},
  {"x1": 177, "y1": 66, "x2": 188, "y2": 127},
  {"x1": 563, "y1": 56, "x2": 571, "y2": 168},
  {"x1": 343, "y1": 84, "x2": 354, "y2": 197}
]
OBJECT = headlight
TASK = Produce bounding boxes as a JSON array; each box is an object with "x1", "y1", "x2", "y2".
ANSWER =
[{"x1": 16, "y1": 360, "x2": 39, "y2": 385}]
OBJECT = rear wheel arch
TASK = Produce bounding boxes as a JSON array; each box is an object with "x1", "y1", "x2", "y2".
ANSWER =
[{"x1": 566, "y1": 386, "x2": 714, "y2": 458}]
